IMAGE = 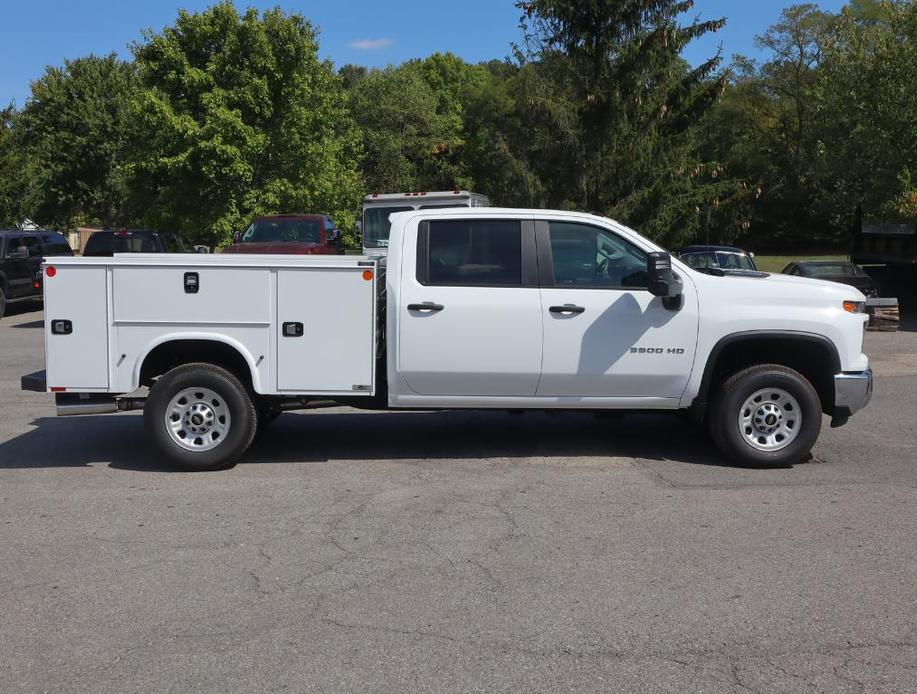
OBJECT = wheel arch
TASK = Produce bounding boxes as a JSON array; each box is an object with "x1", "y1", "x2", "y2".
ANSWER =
[
  {"x1": 692, "y1": 331, "x2": 841, "y2": 419},
  {"x1": 135, "y1": 335, "x2": 263, "y2": 393}
]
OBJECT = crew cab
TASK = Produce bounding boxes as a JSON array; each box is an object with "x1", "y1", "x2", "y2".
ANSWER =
[{"x1": 22, "y1": 208, "x2": 873, "y2": 471}]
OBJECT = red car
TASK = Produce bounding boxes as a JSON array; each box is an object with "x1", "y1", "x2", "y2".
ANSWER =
[{"x1": 222, "y1": 215, "x2": 344, "y2": 255}]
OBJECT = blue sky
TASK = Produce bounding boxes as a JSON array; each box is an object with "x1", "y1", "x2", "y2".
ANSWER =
[{"x1": 1, "y1": 0, "x2": 848, "y2": 107}]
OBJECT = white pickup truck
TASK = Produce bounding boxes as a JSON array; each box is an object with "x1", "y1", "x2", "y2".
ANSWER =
[{"x1": 21, "y1": 208, "x2": 873, "y2": 471}]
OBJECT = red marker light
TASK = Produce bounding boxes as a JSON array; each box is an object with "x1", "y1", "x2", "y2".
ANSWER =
[
  {"x1": 362, "y1": 270, "x2": 374, "y2": 281},
  {"x1": 50, "y1": 387, "x2": 66, "y2": 392},
  {"x1": 46, "y1": 266, "x2": 57, "y2": 277}
]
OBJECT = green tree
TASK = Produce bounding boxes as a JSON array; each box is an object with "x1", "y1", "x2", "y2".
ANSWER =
[
  {"x1": 0, "y1": 105, "x2": 27, "y2": 227},
  {"x1": 15, "y1": 55, "x2": 139, "y2": 229},
  {"x1": 705, "y1": 1, "x2": 914, "y2": 248},
  {"x1": 815, "y1": 0, "x2": 917, "y2": 225},
  {"x1": 128, "y1": 2, "x2": 363, "y2": 246},
  {"x1": 460, "y1": 60, "x2": 548, "y2": 207},
  {"x1": 348, "y1": 53, "x2": 486, "y2": 193},
  {"x1": 514, "y1": 0, "x2": 741, "y2": 246}
]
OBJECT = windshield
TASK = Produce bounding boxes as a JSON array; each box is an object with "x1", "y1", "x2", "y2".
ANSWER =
[
  {"x1": 84, "y1": 231, "x2": 162, "y2": 255},
  {"x1": 363, "y1": 206, "x2": 414, "y2": 248},
  {"x1": 681, "y1": 251, "x2": 755, "y2": 271},
  {"x1": 242, "y1": 218, "x2": 322, "y2": 244}
]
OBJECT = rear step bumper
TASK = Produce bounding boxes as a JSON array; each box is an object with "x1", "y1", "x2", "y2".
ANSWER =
[{"x1": 21, "y1": 370, "x2": 47, "y2": 392}]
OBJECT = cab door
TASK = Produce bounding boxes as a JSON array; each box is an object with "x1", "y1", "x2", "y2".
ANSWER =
[
  {"x1": 536, "y1": 220, "x2": 698, "y2": 399},
  {"x1": 397, "y1": 217, "x2": 542, "y2": 397}
]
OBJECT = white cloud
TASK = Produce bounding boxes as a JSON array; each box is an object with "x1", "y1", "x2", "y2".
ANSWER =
[{"x1": 348, "y1": 38, "x2": 393, "y2": 50}]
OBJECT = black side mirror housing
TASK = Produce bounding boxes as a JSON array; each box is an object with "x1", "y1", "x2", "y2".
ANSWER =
[
  {"x1": 232, "y1": 231, "x2": 242, "y2": 244},
  {"x1": 647, "y1": 252, "x2": 683, "y2": 310}
]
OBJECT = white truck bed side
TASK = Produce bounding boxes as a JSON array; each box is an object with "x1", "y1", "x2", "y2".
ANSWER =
[{"x1": 41, "y1": 254, "x2": 377, "y2": 396}]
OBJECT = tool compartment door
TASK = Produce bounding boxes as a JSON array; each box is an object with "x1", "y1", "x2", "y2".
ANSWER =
[
  {"x1": 44, "y1": 265, "x2": 110, "y2": 390},
  {"x1": 276, "y1": 267, "x2": 375, "y2": 394}
]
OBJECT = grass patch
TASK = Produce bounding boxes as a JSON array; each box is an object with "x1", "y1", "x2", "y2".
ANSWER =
[{"x1": 753, "y1": 254, "x2": 847, "y2": 273}]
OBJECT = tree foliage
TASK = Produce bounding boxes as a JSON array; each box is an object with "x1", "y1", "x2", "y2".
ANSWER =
[
  {"x1": 815, "y1": 0, "x2": 917, "y2": 225},
  {"x1": 348, "y1": 53, "x2": 488, "y2": 193},
  {"x1": 704, "y1": 1, "x2": 915, "y2": 248},
  {"x1": 127, "y1": 2, "x2": 363, "y2": 246},
  {"x1": 0, "y1": 105, "x2": 26, "y2": 227},
  {"x1": 0, "y1": 0, "x2": 911, "y2": 253},
  {"x1": 15, "y1": 55, "x2": 139, "y2": 229},
  {"x1": 508, "y1": 0, "x2": 742, "y2": 246}
]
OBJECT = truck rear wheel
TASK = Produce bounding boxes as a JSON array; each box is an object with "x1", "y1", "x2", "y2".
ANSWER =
[
  {"x1": 709, "y1": 364, "x2": 821, "y2": 468},
  {"x1": 144, "y1": 363, "x2": 257, "y2": 471}
]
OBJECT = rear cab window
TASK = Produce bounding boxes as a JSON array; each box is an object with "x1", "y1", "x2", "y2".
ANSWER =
[
  {"x1": 417, "y1": 219, "x2": 529, "y2": 286},
  {"x1": 41, "y1": 234, "x2": 73, "y2": 256}
]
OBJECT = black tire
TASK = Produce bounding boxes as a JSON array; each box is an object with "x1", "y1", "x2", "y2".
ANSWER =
[
  {"x1": 144, "y1": 363, "x2": 257, "y2": 471},
  {"x1": 709, "y1": 364, "x2": 821, "y2": 468}
]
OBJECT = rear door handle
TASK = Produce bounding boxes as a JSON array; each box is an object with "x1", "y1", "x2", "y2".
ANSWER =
[
  {"x1": 549, "y1": 305, "x2": 585, "y2": 314},
  {"x1": 407, "y1": 303, "x2": 444, "y2": 312}
]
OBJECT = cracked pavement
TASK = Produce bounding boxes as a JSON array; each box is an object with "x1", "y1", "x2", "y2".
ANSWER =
[{"x1": 1, "y1": 307, "x2": 915, "y2": 692}]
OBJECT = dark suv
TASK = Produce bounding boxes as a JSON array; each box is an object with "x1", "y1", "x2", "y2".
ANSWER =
[{"x1": 0, "y1": 230, "x2": 73, "y2": 319}]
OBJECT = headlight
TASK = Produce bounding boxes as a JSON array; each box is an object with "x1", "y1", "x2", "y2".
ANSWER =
[{"x1": 843, "y1": 300, "x2": 866, "y2": 314}]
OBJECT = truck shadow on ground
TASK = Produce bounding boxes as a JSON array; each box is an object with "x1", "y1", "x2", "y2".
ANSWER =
[{"x1": 0, "y1": 409, "x2": 791, "y2": 472}]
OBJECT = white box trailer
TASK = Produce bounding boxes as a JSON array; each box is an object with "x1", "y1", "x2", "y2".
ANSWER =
[{"x1": 40, "y1": 254, "x2": 378, "y2": 398}]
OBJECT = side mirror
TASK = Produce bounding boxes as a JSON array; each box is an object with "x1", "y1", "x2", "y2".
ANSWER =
[
  {"x1": 232, "y1": 231, "x2": 242, "y2": 244},
  {"x1": 194, "y1": 245, "x2": 210, "y2": 254},
  {"x1": 647, "y1": 252, "x2": 683, "y2": 310},
  {"x1": 354, "y1": 221, "x2": 363, "y2": 243}
]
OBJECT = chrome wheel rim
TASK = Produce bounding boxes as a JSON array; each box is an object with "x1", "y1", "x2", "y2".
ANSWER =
[
  {"x1": 165, "y1": 387, "x2": 230, "y2": 452},
  {"x1": 738, "y1": 388, "x2": 801, "y2": 452}
]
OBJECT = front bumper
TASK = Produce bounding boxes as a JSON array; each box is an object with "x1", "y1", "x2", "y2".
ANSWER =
[{"x1": 832, "y1": 368, "x2": 874, "y2": 425}]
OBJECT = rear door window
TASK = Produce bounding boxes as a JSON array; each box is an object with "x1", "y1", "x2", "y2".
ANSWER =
[
  {"x1": 420, "y1": 219, "x2": 522, "y2": 286},
  {"x1": 6, "y1": 235, "x2": 41, "y2": 258}
]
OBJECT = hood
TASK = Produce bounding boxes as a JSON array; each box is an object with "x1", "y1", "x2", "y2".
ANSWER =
[
  {"x1": 685, "y1": 265, "x2": 868, "y2": 303},
  {"x1": 755, "y1": 272, "x2": 869, "y2": 297},
  {"x1": 223, "y1": 241, "x2": 322, "y2": 254},
  {"x1": 806, "y1": 274, "x2": 876, "y2": 293}
]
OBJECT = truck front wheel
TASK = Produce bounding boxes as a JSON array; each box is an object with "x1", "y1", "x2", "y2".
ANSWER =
[
  {"x1": 144, "y1": 363, "x2": 257, "y2": 471},
  {"x1": 709, "y1": 364, "x2": 821, "y2": 468}
]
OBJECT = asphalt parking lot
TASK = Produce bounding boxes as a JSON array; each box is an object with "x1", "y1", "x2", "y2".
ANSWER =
[{"x1": 1, "y1": 305, "x2": 915, "y2": 693}]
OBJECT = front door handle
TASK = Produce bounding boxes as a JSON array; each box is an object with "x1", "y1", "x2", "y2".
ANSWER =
[
  {"x1": 407, "y1": 302, "x2": 444, "y2": 312},
  {"x1": 549, "y1": 304, "x2": 585, "y2": 314}
]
